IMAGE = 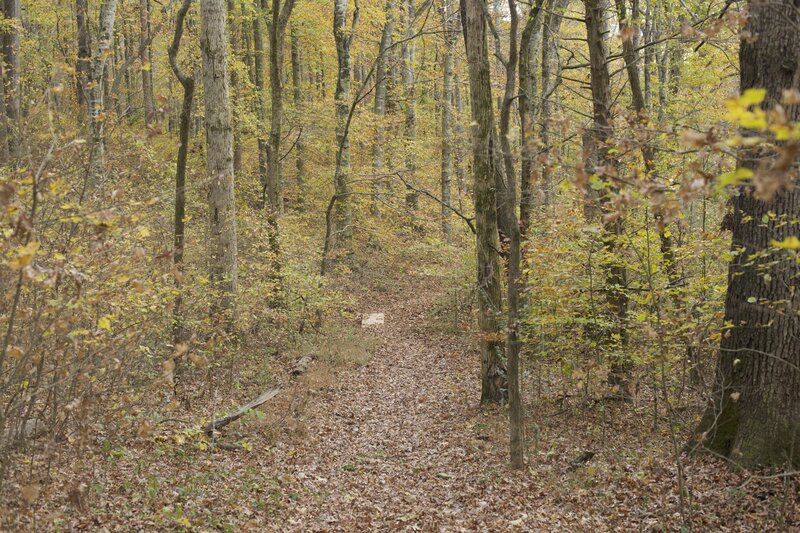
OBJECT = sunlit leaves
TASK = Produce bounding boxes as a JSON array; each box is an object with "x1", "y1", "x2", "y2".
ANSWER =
[{"x1": 6, "y1": 241, "x2": 40, "y2": 269}]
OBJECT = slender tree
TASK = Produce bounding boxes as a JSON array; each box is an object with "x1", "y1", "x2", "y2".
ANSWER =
[
  {"x1": 692, "y1": 0, "x2": 800, "y2": 468},
  {"x1": 88, "y1": 0, "x2": 119, "y2": 183},
  {"x1": 333, "y1": 0, "x2": 359, "y2": 243},
  {"x1": 290, "y1": 25, "x2": 305, "y2": 202},
  {"x1": 265, "y1": 0, "x2": 298, "y2": 213},
  {"x1": 168, "y1": 0, "x2": 195, "y2": 345},
  {"x1": 439, "y1": 0, "x2": 454, "y2": 240},
  {"x1": 460, "y1": 0, "x2": 505, "y2": 404},
  {"x1": 372, "y1": 0, "x2": 395, "y2": 218},
  {"x1": 583, "y1": 0, "x2": 631, "y2": 398},
  {"x1": 140, "y1": 0, "x2": 156, "y2": 124},
  {"x1": 76, "y1": 0, "x2": 92, "y2": 108}
]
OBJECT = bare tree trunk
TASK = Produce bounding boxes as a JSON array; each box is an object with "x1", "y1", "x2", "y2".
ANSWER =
[
  {"x1": 454, "y1": 71, "x2": 467, "y2": 210},
  {"x1": 402, "y1": 0, "x2": 418, "y2": 210},
  {"x1": 76, "y1": 0, "x2": 91, "y2": 109},
  {"x1": 265, "y1": 0, "x2": 298, "y2": 213},
  {"x1": 584, "y1": 0, "x2": 631, "y2": 398},
  {"x1": 3, "y1": 0, "x2": 20, "y2": 157},
  {"x1": 460, "y1": 0, "x2": 506, "y2": 405},
  {"x1": 228, "y1": 0, "x2": 242, "y2": 176},
  {"x1": 88, "y1": 0, "x2": 119, "y2": 184},
  {"x1": 372, "y1": 0, "x2": 394, "y2": 217},
  {"x1": 333, "y1": 0, "x2": 358, "y2": 244},
  {"x1": 291, "y1": 25, "x2": 305, "y2": 203},
  {"x1": 140, "y1": 0, "x2": 156, "y2": 124},
  {"x1": 168, "y1": 0, "x2": 194, "y2": 351},
  {"x1": 201, "y1": 0, "x2": 239, "y2": 325},
  {"x1": 0, "y1": 60, "x2": 7, "y2": 161},
  {"x1": 497, "y1": 0, "x2": 530, "y2": 469},
  {"x1": 440, "y1": 0, "x2": 454, "y2": 240},
  {"x1": 518, "y1": 0, "x2": 546, "y2": 233},
  {"x1": 538, "y1": 0, "x2": 568, "y2": 209},
  {"x1": 692, "y1": 0, "x2": 800, "y2": 469},
  {"x1": 253, "y1": 0, "x2": 269, "y2": 199}
]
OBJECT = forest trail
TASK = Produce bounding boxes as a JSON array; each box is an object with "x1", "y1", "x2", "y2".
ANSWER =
[{"x1": 265, "y1": 271, "x2": 561, "y2": 531}]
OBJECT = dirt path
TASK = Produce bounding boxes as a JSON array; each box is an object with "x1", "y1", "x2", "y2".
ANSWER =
[{"x1": 266, "y1": 281, "x2": 560, "y2": 531}]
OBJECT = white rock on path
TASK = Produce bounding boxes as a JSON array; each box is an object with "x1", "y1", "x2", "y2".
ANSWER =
[{"x1": 361, "y1": 313, "x2": 385, "y2": 327}]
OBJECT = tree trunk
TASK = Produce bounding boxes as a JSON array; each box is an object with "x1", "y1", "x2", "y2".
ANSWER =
[
  {"x1": 497, "y1": 0, "x2": 530, "y2": 469},
  {"x1": 460, "y1": 0, "x2": 506, "y2": 405},
  {"x1": 291, "y1": 25, "x2": 305, "y2": 203},
  {"x1": 140, "y1": 0, "x2": 156, "y2": 124},
  {"x1": 402, "y1": 0, "x2": 418, "y2": 210},
  {"x1": 0, "y1": 59, "x2": 7, "y2": 161},
  {"x1": 518, "y1": 0, "x2": 545, "y2": 234},
  {"x1": 440, "y1": 0, "x2": 454, "y2": 241},
  {"x1": 76, "y1": 0, "x2": 92, "y2": 109},
  {"x1": 88, "y1": 0, "x2": 119, "y2": 184},
  {"x1": 372, "y1": 0, "x2": 394, "y2": 218},
  {"x1": 228, "y1": 0, "x2": 243, "y2": 176},
  {"x1": 692, "y1": 0, "x2": 800, "y2": 468},
  {"x1": 583, "y1": 0, "x2": 631, "y2": 398},
  {"x1": 538, "y1": 0, "x2": 568, "y2": 210},
  {"x1": 253, "y1": 0, "x2": 269, "y2": 199},
  {"x1": 201, "y1": 0, "x2": 239, "y2": 325},
  {"x1": 266, "y1": 0, "x2": 298, "y2": 213},
  {"x1": 3, "y1": 0, "x2": 20, "y2": 157},
  {"x1": 333, "y1": 0, "x2": 357, "y2": 243},
  {"x1": 168, "y1": 0, "x2": 194, "y2": 350}
]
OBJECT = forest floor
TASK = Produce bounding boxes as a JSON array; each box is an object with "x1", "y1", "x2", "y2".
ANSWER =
[{"x1": 3, "y1": 249, "x2": 799, "y2": 531}]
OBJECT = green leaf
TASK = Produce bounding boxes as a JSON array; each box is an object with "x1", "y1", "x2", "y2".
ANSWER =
[
  {"x1": 740, "y1": 88, "x2": 767, "y2": 107},
  {"x1": 717, "y1": 168, "x2": 753, "y2": 188}
]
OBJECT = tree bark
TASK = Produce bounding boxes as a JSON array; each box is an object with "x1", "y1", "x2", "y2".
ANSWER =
[
  {"x1": 201, "y1": 0, "x2": 239, "y2": 324},
  {"x1": 2, "y1": 0, "x2": 20, "y2": 143},
  {"x1": 583, "y1": 0, "x2": 631, "y2": 398},
  {"x1": 402, "y1": 0, "x2": 418, "y2": 210},
  {"x1": 290, "y1": 25, "x2": 305, "y2": 203},
  {"x1": 140, "y1": 0, "x2": 156, "y2": 124},
  {"x1": 228, "y1": 0, "x2": 243, "y2": 176},
  {"x1": 253, "y1": 0, "x2": 269, "y2": 199},
  {"x1": 460, "y1": 0, "x2": 506, "y2": 404},
  {"x1": 265, "y1": 0, "x2": 298, "y2": 213},
  {"x1": 333, "y1": 0, "x2": 358, "y2": 244},
  {"x1": 76, "y1": 0, "x2": 92, "y2": 109},
  {"x1": 88, "y1": 0, "x2": 119, "y2": 184},
  {"x1": 440, "y1": 0, "x2": 454, "y2": 241},
  {"x1": 538, "y1": 0, "x2": 568, "y2": 210},
  {"x1": 168, "y1": 0, "x2": 194, "y2": 347},
  {"x1": 372, "y1": 0, "x2": 394, "y2": 218},
  {"x1": 692, "y1": 0, "x2": 800, "y2": 468}
]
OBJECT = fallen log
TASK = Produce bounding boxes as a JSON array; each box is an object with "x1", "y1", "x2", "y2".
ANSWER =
[
  {"x1": 290, "y1": 355, "x2": 314, "y2": 377},
  {"x1": 201, "y1": 386, "x2": 281, "y2": 435}
]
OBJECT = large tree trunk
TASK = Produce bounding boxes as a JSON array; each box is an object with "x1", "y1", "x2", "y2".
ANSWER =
[
  {"x1": 372, "y1": 0, "x2": 394, "y2": 218},
  {"x1": 583, "y1": 0, "x2": 631, "y2": 398},
  {"x1": 201, "y1": 0, "x2": 239, "y2": 325},
  {"x1": 440, "y1": 0, "x2": 454, "y2": 240},
  {"x1": 140, "y1": 0, "x2": 156, "y2": 125},
  {"x1": 333, "y1": 0, "x2": 356, "y2": 243},
  {"x1": 460, "y1": 0, "x2": 506, "y2": 405},
  {"x1": 692, "y1": 0, "x2": 800, "y2": 469},
  {"x1": 88, "y1": 0, "x2": 119, "y2": 184}
]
